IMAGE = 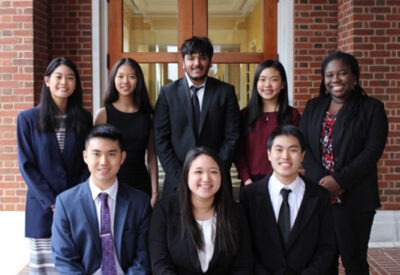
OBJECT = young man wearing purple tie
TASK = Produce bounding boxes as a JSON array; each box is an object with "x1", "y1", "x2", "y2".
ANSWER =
[{"x1": 51, "y1": 124, "x2": 151, "y2": 274}]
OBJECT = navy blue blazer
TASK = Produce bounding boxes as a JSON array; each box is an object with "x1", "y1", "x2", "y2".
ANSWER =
[
  {"x1": 51, "y1": 180, "x2": 151, "y2": 274},
  {"x1": 149, "y1": 196, "x2": 254, "y2": 274},
  {"x1": 240, "y1": 175, "x2": 336, "y2": 275},
  {"x1": 154, "y1": 77, "x2": 240, "y2": 197},
  {"x1": 17, "y1": 107, "x2": 89, "y2": 238},
  {"x1": 299, "y1": 95, "x2": 388, "y2": 212}
]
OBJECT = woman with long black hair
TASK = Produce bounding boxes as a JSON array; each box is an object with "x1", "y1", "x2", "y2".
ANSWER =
[
  {"x1": 236, "y1": 60, "x2": 300, "y2": 185},
  {"x1": 17, "y1": 57, "x2": 92, "y2": 273},
  {"x1": 149, "y1": 147, "x2": 253, "y2": 274}
]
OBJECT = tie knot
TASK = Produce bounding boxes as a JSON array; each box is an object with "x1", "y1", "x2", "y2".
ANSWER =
[
  {"x1": 99, "y1": 192, "x2": 108, "y2": 203},
  {"x1": 280, "y1": 188, "x2": 291, "y2": 202},
  {"x1": 190, "y1": 85, "x2": 203, "y2": 95}
]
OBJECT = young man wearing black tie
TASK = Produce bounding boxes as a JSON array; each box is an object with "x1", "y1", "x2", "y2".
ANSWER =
[
  {"x1": 240, "y1": 125, "x2": 336, "y2": 275},
  {"x1": 154, "y1": 36, "x2": 240, "y2": 198}
]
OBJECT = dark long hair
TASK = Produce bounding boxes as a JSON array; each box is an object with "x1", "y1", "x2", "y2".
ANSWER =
[
  {"x1": 179, "y1": 147, "x2": 239, "y2": 253},
  {"x1": 246, "y1": 59, "x2": 292, "y2": 131},
  {"x1": 103, "y1": 57, "x2": 153, "y2": 114},
  {"x1": 37, "y1": 56, "x2": 92, "y2": 136},
  {"x1": 319, "y1": 51, "x2": 368, "y2": 123}
]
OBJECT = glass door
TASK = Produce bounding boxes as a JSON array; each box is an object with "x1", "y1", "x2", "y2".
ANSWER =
[{"x1": 108, "y1": 0, "x2": 277, "y2": 107}]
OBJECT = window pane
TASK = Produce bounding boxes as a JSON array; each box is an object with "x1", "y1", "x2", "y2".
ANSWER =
[
  {"x1": 123, "y1": 0, "x2": 178, "y2": 53},
  {"x1": 208, "y1": 63, "x2": 258, "y2": 108},
  {"x1": 208, "y1": 0, "x2": 263, "y2": 53}
]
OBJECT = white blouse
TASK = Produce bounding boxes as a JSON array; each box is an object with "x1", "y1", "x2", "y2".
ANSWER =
[{"x1": 196, "y1": 215, "x2": 216, "y2": 272}]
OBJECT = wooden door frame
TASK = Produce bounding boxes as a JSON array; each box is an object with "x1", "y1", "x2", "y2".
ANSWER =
[{"x1": 108, "y1": 0, "x2": 277, "y2": 74}]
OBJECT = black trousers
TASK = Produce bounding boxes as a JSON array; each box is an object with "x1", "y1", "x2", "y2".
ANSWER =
[{"x1": 329, "y1": 204, "x2": 375, "y2": 275}]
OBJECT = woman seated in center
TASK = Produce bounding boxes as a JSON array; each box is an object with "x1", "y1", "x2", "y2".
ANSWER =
[{"x1": 149, "y1": 146, "x2": 253, "y2": 274}]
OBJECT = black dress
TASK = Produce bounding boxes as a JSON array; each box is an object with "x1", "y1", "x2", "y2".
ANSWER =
[{"x1": 106, "y1": 103, "x2": 152, "y2": 195}]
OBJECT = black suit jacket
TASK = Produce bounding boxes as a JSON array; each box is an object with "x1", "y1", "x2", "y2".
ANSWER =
[
  {"x1": 148, "y1": 196, "x2": 254, "y2": 275},
  {"x1": 154, "y1": 77, "x2": 240, "y2": 197},
  {"x1": 299, "y1": 95, "x2": 388, "y2": 212},
  {"x1": 240, "y1": 175, "x2": 335, "y2": 275}
]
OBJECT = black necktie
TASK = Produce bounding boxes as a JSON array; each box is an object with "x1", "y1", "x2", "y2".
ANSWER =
[
  {"x1": 190, "y1": 86, "x2": 202, "y2": 136},
  {"x1": 278, "y1": 188, "x2": 292, "y2": 245}
]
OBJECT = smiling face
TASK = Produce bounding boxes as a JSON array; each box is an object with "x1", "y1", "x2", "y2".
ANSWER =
[
  {"x1": 268, "y1": 135, "x2": 305, "y2": 185},
  {"x1": 114, "y1": 63, "x2": 137, "y2": 97},
  {"x1": 83, "y1": 137, "x2": 126, "y2": 190},
  {"x1": 45, "y1": 64, "x2": 76, "y2": 106},
  {"x1": 324, "y1": 59, "x2": 357, "y2": 103},
  {"x1": 183, "y1": 52, "x2": 211, "y2": 85},
  {"x1": 188, "y1": 154, "x2": 221, "y2": 203},
  {"x1": 257, "y1": 67, "x2": 284, "y2": 105}
]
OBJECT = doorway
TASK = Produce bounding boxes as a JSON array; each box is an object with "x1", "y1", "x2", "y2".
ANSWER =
[{"x1": 108, "y1": 0, "x2": 277, "y2": 108}]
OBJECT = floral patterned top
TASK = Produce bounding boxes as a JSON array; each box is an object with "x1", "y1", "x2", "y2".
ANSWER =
[
  {"x1": 320, "y1": 112, "x2": 342, "y2": 204},
  {"x1": 320, "y1": 112, "x2": 336, "y2": 174}
]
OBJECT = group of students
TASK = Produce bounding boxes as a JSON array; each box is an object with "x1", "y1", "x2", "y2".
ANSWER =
[{"x1": 17, "y1": 36, "x2": 388, "y2": 274}]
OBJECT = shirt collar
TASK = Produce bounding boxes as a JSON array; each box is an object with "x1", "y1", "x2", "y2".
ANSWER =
[
  {"x1": 89, "y1": 177, "x2": 119, "y2": 201},
  {"x1": 269, "y1": 173, "x2": 303, "y2": 198},
  {"x1": 185, "y1": 73, "x2": 207, "y2": 89}
]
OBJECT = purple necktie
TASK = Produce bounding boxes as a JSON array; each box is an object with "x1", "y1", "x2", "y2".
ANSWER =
[{"x1": 99, "y1": 192, "x2": 117, "y2": 275}]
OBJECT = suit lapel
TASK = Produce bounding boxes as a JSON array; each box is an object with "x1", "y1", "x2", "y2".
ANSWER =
[
  {"x1": 310, "y1": 98, "x2": 330, "y2": 162},
  {"x1": 256, "y1": 179, "x2": 284, "y2": 252},
  {"x1": 182, "y1": 223, "x2": 203, "y2": 272},
  {"x1": 198, "y1": 80, "x2": 216, "y2": 135},
  {"x1": 114, "y1": 185, "x2": 129, "y2": 262},
  {"x1": 286, "y1": 183, "x2": 318, "y2": 250},
  {"x1": 79, "y1": 181, "x2": 102, "y2": 256},
  {"x1": 61, "y1": 131, "x2": 74, "y2": 159}
]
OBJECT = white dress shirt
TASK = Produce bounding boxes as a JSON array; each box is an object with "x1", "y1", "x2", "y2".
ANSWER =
[
  {"x1": 89, "y1": 178, "x2": 124, "y2": 275},
  {"x1": 196, "y1": 214, "x2": 216, "y2": 272},
  {"x1": 268, "y1": 173, "x2": 305, "y2": 229},
  {"x1": 186, "y1": 73, "x2": 206, "y2": 110}
]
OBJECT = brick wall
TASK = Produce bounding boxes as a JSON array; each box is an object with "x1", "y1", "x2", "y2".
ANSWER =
[
  {"x1": 293, "y1": 0, "x2": 400, "y2": 209},
  {"x1": 293, "y1": 1, "x2": 338, "y2": 109},
  {"x1": 0, "y1": 0, "x2": 34, "y2": 210},
  {"x1": 0, "y1": 0, "x2": 93, "y2": 210},
  {"x1": 48, "y1": 0, "x2": 93, "y2": 110},
  {"x1": 33, "y1": 0, "x2": 49, "y2": 104}
]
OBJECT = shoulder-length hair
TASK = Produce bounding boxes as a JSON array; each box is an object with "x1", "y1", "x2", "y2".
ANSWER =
[
  {"x1": 37, "y1": 56, "x2": 92, "y2": 136},
  {"x1": 103, "y1": 57, "x2": 153, "y2": 114},
  {"x1": 319, "y1": 50, "x2": 368, "y2": 123},
  {"x1": 179, "y1": 147, "x2": 239, "y2": 253},
  {"x1": 246, "y1": 59, "x2": 292, "y2": 131},
  {"x1": 319, "y1": 50, "x2": 367, "y2": 98}
]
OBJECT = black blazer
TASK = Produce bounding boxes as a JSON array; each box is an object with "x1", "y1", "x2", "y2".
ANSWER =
[
  {"x1": 299, "y1": 95, "x2": 388, "y2": 212},
  {"x1": 148, "y1": 197, "x2": 254, "y2": 275},
  {"x1": 240, "y1": 175, "x2": 336, "y2": 275},
  {"x1": 154, "y1": 77, "x2": 240, "y2": 196}
]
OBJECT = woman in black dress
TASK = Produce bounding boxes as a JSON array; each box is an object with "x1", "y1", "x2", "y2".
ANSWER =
[{"x1": 94, "y1": 57, "x2": 158, "y2": 206}]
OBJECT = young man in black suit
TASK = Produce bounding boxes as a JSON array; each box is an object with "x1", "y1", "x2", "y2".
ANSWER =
[
  {"x1": 154, "y1": 36, "x2": 240, "y2": 198},
  {"x1": 240, "y1": 125, "x2": 336, "y2": 274}
]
